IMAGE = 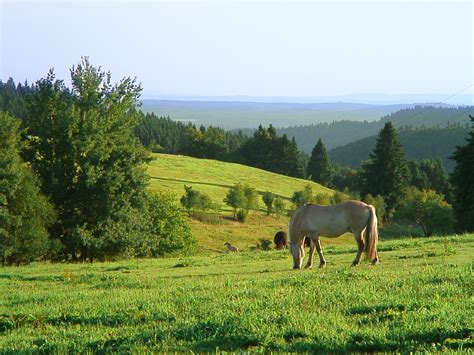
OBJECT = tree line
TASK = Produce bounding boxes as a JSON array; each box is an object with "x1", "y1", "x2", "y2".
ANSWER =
[{"x1": 0, "y1": 59, "x2": 194, "y2": 265}]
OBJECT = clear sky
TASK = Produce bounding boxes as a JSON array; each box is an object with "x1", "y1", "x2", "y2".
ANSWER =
[{"x1": 0, "y1": 0, "x2": 473, "y2": 101}]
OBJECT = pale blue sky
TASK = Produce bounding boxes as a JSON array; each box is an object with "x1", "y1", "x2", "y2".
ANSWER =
[{"x1": 1, "y1": 1, "x2": 472, "y2": 101}]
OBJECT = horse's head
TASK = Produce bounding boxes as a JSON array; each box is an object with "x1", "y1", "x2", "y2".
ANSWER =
[{"x1": 289, "y1": 241, "x2": 305, "y2": 269}]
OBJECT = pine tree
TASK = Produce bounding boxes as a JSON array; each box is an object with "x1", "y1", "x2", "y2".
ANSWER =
[
  {"x1": 361, "y1": 121, "x2": 408, "y2": 217},
  {"x1": 449, "y1": 115, "x2": 474, "y2": 232},
  {"x1": 307, "y1": 138, "x2": 332, "y2": 186}
]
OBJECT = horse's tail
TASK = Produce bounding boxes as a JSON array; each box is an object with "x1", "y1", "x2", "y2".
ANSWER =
[{"x1": 364, "y1": 205, "x2": 378, "y2": 260}]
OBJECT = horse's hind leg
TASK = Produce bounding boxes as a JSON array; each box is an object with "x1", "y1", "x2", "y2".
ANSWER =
[
  {"x1": 305, "y1": 235, "x2": 315, "y2": 269},
  {"x1": 315, "y1": 237, "x2": 326, "y2": 268},
  {"x1": 352, "y1": 230, "x2": 364, "y2": 266}
]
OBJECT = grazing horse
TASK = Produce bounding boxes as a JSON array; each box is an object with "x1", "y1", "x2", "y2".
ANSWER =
[
  {"x1": 289, "y1": 201, "x2": 379, "y2": 269},
  {"x1": 274, "y1": 231, "x2": 288, "y2": 250},
  {"x1": 224, "y1": 242, "x2": 240, "y2": 253}
]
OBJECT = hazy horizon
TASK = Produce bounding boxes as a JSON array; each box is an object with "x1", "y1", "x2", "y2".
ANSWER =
[{"x1": 1, "y1": 1, "x2": 473, "y2": 105}]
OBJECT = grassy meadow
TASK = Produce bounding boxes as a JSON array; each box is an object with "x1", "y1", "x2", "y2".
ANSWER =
[
  {"x1": 147, "y1": 153, "x2": 349, "y2": 253},
  {"x1": 0, "y1": 235, "x2": 472, "y2": 352}
]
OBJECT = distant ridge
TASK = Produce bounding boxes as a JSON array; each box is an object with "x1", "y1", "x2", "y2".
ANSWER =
[{"x1": 141, "y1": 93, "x2": 473, "y2": 105}]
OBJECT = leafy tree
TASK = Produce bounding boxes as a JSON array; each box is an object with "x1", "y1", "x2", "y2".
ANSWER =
[
  {"x1": 291, "y1": 184, "x2": 314, "y2": 208},
  {"x1": 314, "y1": 193, "x2": 331, "y2": 205},
  {"x1": 408, "y1": 159, "x2": 452, "y2": 201},
  {"x1": 243, "y1": 185, "x2": 259, "y2": 212},
  {"x1": 332, "y1": 164, "x2": 361, "y2": 193},
  {"x1": 224, "y1": 183, "x2": 246, "y2": 219},
  {"x1": 180, "y1": 185, "x2": 215, "y2": 215},
  {"x1": 396, "y1": 188, "x2": 454, "y2": 236},
  {"x1": 0, "y1": 112, "x2": 55, "y2": 265},
  {"x1": 361, "y1": 121, "x2": 409, "y2": 218},
  {"x1": 307, "y1": 138, "x2": 332, "y2": 186},
  {"x1": 223, "y1": 183, "x2": 258, "y2": 220},
  {"x1": 146, "y1": 193, "x2": 196, "y2": 257},
  {"x1": 450, "y1": 114, "x2": 474, "y2": 232},
  {"x1": 274, "y1": 196, "x2": 285, "y2": 218},
  {"x1": 262, "y1": 191, "x2": 275, "y2": 215},
  {"x1": 363, "y1": 194, "x2": 386, "y2": 222},
  {"x1": 22, "y1": 58, "x2": 164, "y2": 260},
  {"x1": 331, "y1": 190, "x2": 349, "y2": 205}
]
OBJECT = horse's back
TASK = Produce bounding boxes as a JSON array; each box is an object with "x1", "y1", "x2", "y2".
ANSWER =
[{"x1": 297, "y1": 201, "x2": 371, "y2": 236}]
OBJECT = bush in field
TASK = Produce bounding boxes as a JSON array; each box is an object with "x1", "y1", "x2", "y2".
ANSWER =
[
  {"x1": 291, "y1": 184, "x2": 314, "y2": 208},
  {"x1": 331, "y1": 190, "x2": 349, "y2": 205},
  {"x1": 0, "y1": 112, "x2": 56, "y2": 265},
  {"x1": 224, "y1": 183, "x2": 258, "y2": 221},
  {"x1": 274, "y1": 196, "x2": 285, "y2": 218},
  {"x1": 146, "y1": 193, "x2": 196, "y2": 256},
  {"x1": 314, "y1": 193, "x2": 331, "y2": 206},
  {"x1": 262, "y1": 191, "x2": 275, "y2": 215},
  {"x1": 180, "y1": 185, "x2": 215, "y2": 215},
  {"x1": 363, "y1": 194, "x2": 387, "y2": 223},
  {"x1": 236, "y1": 209, "x2": 248, "y2": 222},
  {"x1": 396, "y1": 188, "x2": 455, "y2": 237}
]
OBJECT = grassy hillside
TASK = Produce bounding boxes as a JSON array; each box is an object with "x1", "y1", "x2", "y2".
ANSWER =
[
  {"x1": 0, "y1": 235, "x2": 472, "y2": 352},
  {"x1": 147, "y1": 154, "x2": 346, "y2": 252},
  {"x1": 329, "y1": 126, "x2": 470, "y2": 171}
]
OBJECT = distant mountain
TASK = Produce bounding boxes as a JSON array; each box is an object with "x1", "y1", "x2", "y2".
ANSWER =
[
  {"x1": 328, "y1": 126, "x2": 470, "y2": 171},
  {"x1": 141, "y1": 100, "x2": 434, "y2": 129},
  {"x1": 141, "y1": 93, "x2": 473, "y2": 105}
]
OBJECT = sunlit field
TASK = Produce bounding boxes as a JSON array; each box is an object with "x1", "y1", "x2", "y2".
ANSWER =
[{"x1": 1, "y1": 235, "x2": 472, "y2": 352}]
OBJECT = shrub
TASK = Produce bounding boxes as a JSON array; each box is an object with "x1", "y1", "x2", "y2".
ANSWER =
[
  {"x1": 364, "y1": 194, "x2": 387, "y2": 222},
  {"x1": 314, "y1": 193, "x2": 331, "y2": 206},
  {"x1": 180, "y1": 185, "x2": 216, "y2": 215},
  {"x1": 274, "y1": 197, "x2": 285, "y2": 218},
  {"x1": 396, "y1": 188, "x2": 455, "y2": 237},
  {"x1": 236, "y1": 209, "x2": 248, "y2": 222},
  {"x1": 224, "y1": 183, "x2": 258, "y2": 221},
  {"x1": 262, "y1": 191, "x2": 275, "y2": 215},
  {"x1": 0, "y1": 112, "x2": 56, "y2": 265}
]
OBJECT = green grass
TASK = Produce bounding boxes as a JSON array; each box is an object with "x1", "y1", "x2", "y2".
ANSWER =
[
  {"x1": 147, "y1": 153, "x2": 347, "y2": 253},
  {"x1": 148, "y1": 153, "x2": 333, "y2": 206},
  {"x1": 0, "y1": 235, "x2": 472, "y2": 352}
]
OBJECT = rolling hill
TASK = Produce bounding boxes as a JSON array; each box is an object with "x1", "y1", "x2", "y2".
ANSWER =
[
  {"x1": 236, "y1": 105, "x2": 473, "y2": 152},
  {"x1": 146, "y1": 154, "x2": 351, "y2": 253},
  {"x1": 329, "y1": 126, "x2": 470, "y2": 171}
]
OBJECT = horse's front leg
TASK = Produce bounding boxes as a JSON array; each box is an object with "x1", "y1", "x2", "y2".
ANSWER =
[
  {"x1": 315, "y1": 237, "x2": 326, "y2": 268},
  {"x1": 305, "y1": 236, "x2": 315, "y2": 269}
]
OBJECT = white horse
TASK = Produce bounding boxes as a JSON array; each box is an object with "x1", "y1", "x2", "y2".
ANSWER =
[
  {"x1": 289, "y1": 201, "x2": 379, "y2": 269},
  {"x1": 224, "y1": 242, "x2": 240, "y2": 253}
]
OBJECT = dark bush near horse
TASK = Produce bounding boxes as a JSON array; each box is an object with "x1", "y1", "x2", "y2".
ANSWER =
[{"x1": 274, "y1": 231, "x2": 288, "y2": 250}]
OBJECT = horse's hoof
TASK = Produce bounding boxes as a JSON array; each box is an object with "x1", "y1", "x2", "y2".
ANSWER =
[
  {"x1": 319, "y1": 263, "x2": 326, "y2": 268},
  {"x1": 352, "y1": 261, "x2": 360, "y2": 267},
  {"x1": 372, "y1": 258, "x2": 379, "y2": 265},
  {"x1": 304, "y1": 264, "x2": 313, "y2": 269}
]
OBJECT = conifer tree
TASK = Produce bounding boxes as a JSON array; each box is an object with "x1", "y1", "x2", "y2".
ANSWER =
[
  {"x1": 307, "y1": 138, "x2": 332, "y2": 186},
  {"x1": 361, "y1": 121, "x2": 408, "y2": 217},
  {"x1": 449, "y1": 115, "x2": 474, "y2": 232}
]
